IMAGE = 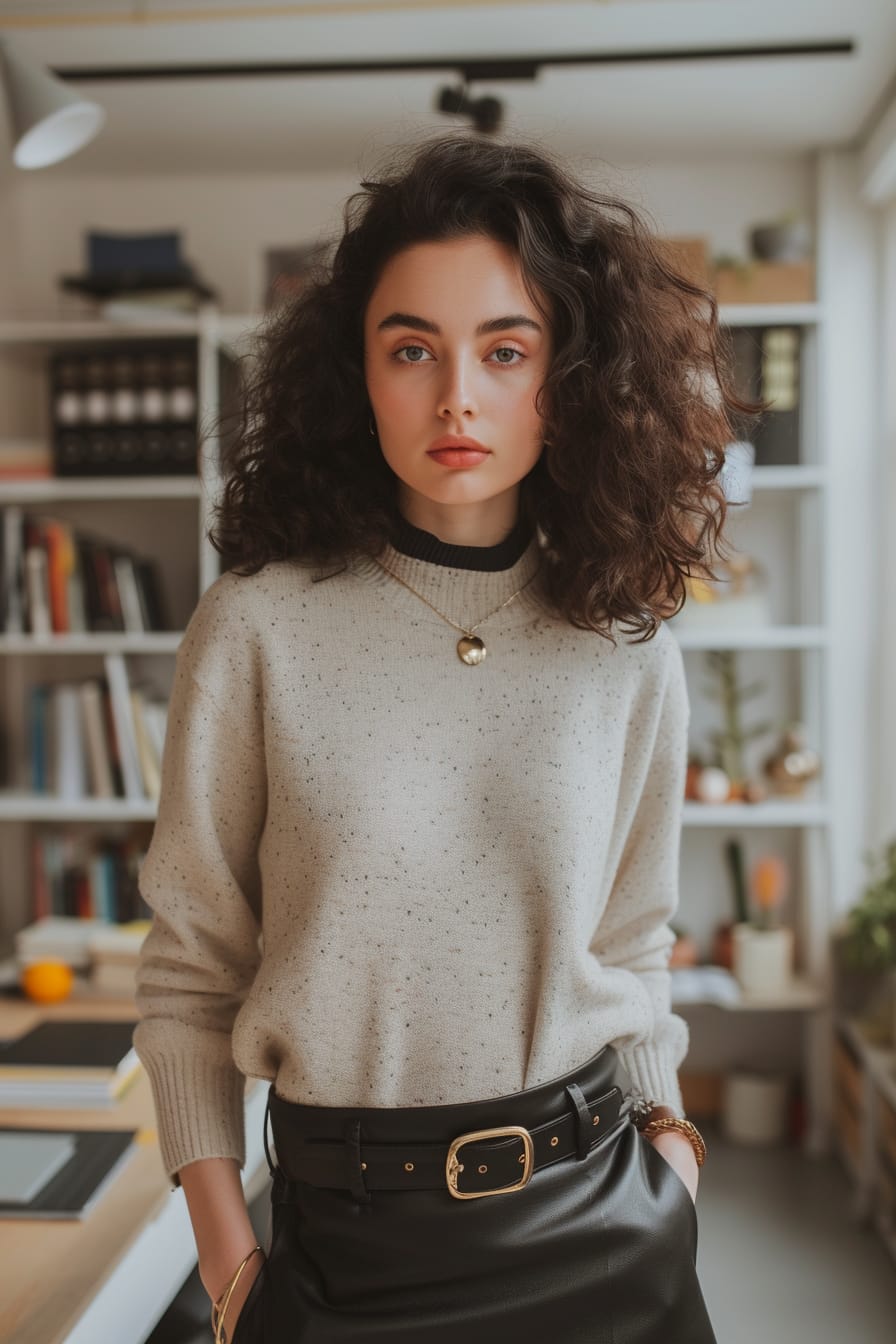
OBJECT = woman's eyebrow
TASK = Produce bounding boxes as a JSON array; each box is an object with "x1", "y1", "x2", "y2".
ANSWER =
[{"x1": 377, "y1": 311, "x2": 543, "y2": 336}]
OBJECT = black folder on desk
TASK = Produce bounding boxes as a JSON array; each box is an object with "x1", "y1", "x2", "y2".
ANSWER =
[
  {"x1": 0, "y1": 1126, "x2": 137, "y2": 1219},
  {"x1": 0, "y1": 1018, "x2": 140, "y2": 1107}
]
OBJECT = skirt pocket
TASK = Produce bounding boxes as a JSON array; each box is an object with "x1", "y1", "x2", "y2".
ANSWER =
[
  {"x1": 229, "y1": 1256, "x2": 269, "y2": 1344},
  {"x1": 637, "y1": 1128, "x2": 699, "y2": 1249}
]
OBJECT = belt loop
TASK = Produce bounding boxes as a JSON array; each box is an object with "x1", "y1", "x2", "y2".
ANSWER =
[
  {"x1": 565, "y1": 1081, "x2": 593, "y2": 1161},
  {"x1": 343, "y1": 1118, "x2": 372, "y2": 1205},
  {"x1": 263, "y1": 1084, "x2": 277, "y2": 1176}
]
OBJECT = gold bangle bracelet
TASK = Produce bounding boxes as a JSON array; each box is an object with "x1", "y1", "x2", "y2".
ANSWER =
[
  {"x1": 210, "y1": 1245, "x2": 263, "y2": 1344},
  {"x1": 639, "y1": 1116, "x2": 707, "y2": 1167}
]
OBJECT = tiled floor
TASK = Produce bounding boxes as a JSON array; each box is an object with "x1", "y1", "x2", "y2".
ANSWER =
[{"x1": 147, "y1": 1123, "x2": 896, "y2": 1342}]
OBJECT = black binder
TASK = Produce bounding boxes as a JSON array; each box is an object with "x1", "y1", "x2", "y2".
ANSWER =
[{"x1": 0, "y1": 1126, "x2": 137, "y2": 1219}]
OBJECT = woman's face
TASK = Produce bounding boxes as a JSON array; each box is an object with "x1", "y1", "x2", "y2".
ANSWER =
[{"x1": 363, "y1": 233, "x2": 551, "y2": 539}]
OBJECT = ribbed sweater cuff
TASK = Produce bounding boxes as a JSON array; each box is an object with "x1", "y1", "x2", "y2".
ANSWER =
[
  {"x1": 134, "y1": 1023, "x2": 247, "y2": 1187},
  {"x1": 618, "y1": 1043, "x2": 685, "y2": 1118}
]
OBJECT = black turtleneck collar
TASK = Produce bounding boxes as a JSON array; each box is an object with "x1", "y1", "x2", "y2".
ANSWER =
[{"x1": 389, "y1": 511, "x2": 535, "y2": 571}]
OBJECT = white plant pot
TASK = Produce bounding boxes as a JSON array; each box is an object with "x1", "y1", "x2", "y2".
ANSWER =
[
  {"x1": 731, "y1": 922, "x2": 794, "y2": 996},
  {"x1": 722, "y1": 1071, "x2": 790, "y2": 1145}
]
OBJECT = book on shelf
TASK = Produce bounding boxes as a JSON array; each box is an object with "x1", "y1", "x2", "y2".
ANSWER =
[
  {"x1": 1, "y1": 504, "x2": 24, "y2": 632},
  {"x1": 104, "y1": 651, "x2": 147, "y2": 801},
  {"x1": 0, "y1": 505, "x2": 167, "y2": 636},
  {"x1": 28, "y1": 830, "x2": 153, "y2": 923},
  {"x1": 26, "y1": 659, "x2": 168, "y2": 803},
  {"x1": 80, "y1": 679, "x2": 116, "y2": 797},
  {"x1": 0, "y1": 1126, "x2": 138, "y2": 1218},
  {"x1": 0, "y1": 1018, "x2": 141, "y2": 1108}
]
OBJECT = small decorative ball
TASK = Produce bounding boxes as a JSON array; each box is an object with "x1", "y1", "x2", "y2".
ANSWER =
[
  {"x1": 695, "y1": 766, "x2": 731, "y2": 804},
  {"x1": 20, "y1": 960, "x2": 74, "y2": 1004}
]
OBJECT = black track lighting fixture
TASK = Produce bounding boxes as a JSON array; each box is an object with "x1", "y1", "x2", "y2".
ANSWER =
[{"x1": 435, "y1": 80, "x2": 504, "y2": 135}]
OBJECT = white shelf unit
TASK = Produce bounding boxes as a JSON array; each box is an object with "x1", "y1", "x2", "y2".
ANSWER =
[
  {"x1": 0, "y1": 291, "x2": 858, "y2": 1158},
  {"x1": 0, "y1": 306, "x2": 259, "y2": 947},
  {"x1": 669, "y1": 299, "x2": 835, "y2": 1154}
]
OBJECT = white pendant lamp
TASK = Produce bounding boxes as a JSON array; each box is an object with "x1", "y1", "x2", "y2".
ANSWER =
[{"x1": 0, "y1": 39, "x2": 104, "y2": 169}]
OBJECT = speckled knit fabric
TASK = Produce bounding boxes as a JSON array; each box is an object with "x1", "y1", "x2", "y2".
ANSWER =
[{"x1": 133, "y1": 533, "x2": 691, "y2": 1186}]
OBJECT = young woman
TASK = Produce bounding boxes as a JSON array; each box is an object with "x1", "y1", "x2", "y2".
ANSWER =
[{"x1": 134, "y1": 132, "x2": 751, "y2": 1343}]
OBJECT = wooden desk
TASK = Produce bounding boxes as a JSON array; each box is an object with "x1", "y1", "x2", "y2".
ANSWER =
[{"x1": 0, "y1": 992, "x2": 271, "y2": 1344}]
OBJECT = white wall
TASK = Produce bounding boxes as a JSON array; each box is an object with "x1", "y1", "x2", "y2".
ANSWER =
[
  {"x1": 2, "y1": 152, "x2": 814, "y2": 314},
  {"x1": 871, "y1": 199, "x2": 896, "y2": 853}
]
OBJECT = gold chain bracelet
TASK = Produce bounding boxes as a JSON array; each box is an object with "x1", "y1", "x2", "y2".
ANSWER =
[
  {"x1": 638, "y1": 1115, "x2": 707, "y2": 1166},
  {"x1": 210, "y1": 1245, "x2": 264, "y2": 1344}
]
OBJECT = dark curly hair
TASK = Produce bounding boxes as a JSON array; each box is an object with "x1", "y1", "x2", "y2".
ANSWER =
[{"x1": 210, "y1": 131, "x2": 760, "y2": 642}]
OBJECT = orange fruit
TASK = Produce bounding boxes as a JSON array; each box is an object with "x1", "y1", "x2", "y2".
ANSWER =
[{"x1": 20, "y1": 960, "x2": 74, "y2": 1003}]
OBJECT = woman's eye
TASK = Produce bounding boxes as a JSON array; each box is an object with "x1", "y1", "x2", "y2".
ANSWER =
[
  {"x1": 392, "y1": 345, "x2": 524, "y2": 365},
  {"x1": 393, "y1": 345, "x2": 432, "y2": 363}
]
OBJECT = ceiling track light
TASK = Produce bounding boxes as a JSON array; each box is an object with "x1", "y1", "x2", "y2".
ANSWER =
[
  {"x1": 52, "y1": 40, "x2": 855, "y2": 85},
  {"x1": 435, "y1": 80, "x2": 504, "y2": 135}
]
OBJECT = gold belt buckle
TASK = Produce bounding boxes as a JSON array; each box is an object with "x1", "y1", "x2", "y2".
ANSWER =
[{"x1": 445, "y1": 1125, "x2": 534, "y2": 1200}]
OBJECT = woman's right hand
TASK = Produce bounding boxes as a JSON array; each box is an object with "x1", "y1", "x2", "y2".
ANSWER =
[
  {"x1": 177, "y1": 1159, "x2": 267, "y2": 1339},
  {"x1": 206, "y1": 1247, "x2": 267, "y2": 1342}
]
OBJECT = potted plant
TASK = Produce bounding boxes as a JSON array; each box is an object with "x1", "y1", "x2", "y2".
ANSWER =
[
  {"x1": 731, "y1": 854, "x2": 794, "y2": 996},
  {"x1": 839, "y1": 838, "x2": 896, "y2": 1045},
  {"x1": 701, "y1": 650, "x2": 773, "y2": 801}
]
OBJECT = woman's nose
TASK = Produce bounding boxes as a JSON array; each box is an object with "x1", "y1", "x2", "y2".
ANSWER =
[{"x1": 437, "y1": 353, "x2": 479, "y2": 420}]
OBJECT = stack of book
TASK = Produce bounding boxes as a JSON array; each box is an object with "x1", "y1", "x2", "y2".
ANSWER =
[
  {"x1": 15, "y1": 915, "x2": 150, "y2": 979},
  {"x1": 0, "y1": 1018, "x2": 141, "y2": 1109},
  {"x1": 86, "y1": 920, "x2": 150, "y2": 996},
  {"x1": 59, "y1": 228, "x2": 217, "y2": 324},
  {"x1": 0, "y1": 1019, "x2": 141, "y2": 1217},
  {"x1": 0, "y1": 440, "x2": 53, "y2": 480}
]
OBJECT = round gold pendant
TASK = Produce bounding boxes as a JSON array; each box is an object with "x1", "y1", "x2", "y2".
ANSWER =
[{"x1": 457, "y1": 634, "x2": 486, "y2": 665}]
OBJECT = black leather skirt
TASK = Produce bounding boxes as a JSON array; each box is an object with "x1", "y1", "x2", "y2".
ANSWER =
[{"x1": 231, "y1": 1045, "x2": 718, "y2": 1343}]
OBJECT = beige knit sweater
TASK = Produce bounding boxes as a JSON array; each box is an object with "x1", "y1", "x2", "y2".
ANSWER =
[{"x1": 133, "y1": 533, "x2": 691, "y2": 1186}]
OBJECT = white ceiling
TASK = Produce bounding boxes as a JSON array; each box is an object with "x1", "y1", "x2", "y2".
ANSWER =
[{"x1": 0, "y1": 1, "x2": 894, "y2": 174}]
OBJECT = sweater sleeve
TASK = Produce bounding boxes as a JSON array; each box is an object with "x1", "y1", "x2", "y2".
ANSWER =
[
  {"x1": 590, "y1": 629, "x2": 691, "y2": 1116},
  {"x1": 132, "y1": 574, "x2": 267, "y2": 1188}
]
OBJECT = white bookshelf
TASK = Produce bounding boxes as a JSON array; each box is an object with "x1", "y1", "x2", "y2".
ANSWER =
[
  {"x1": 669, "y1": 291, "x2": 838, "y2": 1155},
  {"x1": 0, "y1": 305, "x2": 256, "y2": 947}
]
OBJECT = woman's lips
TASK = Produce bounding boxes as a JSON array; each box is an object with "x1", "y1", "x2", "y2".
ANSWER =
[{"x1": 426, "y1": 448, "x2": 490, "y2": 468}]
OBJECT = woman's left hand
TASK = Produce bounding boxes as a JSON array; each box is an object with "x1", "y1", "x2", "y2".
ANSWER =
[{"x1": 647, "y1": 1129, "x2": 699, "y2": 1203}]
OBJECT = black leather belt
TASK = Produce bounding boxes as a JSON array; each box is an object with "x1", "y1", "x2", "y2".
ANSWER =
[{"x1": 270, "y1": 1082, "x2": 631, "y2": 1201}]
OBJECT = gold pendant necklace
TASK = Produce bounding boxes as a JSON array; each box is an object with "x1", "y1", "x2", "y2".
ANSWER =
[{"x1": 371, "y1": 557, "x2": 540, "y2": 665}]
